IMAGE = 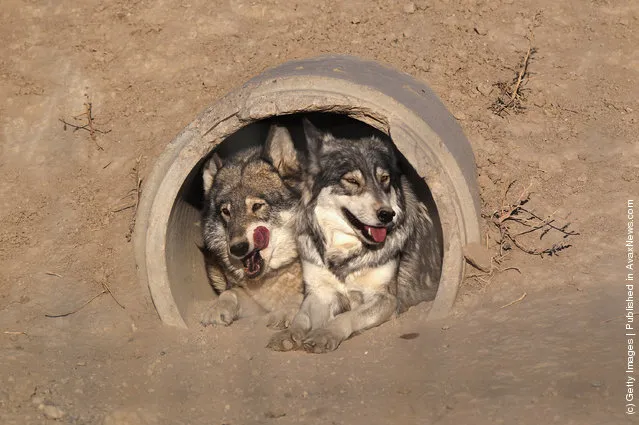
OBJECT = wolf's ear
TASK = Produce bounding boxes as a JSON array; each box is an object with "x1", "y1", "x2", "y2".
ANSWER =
[
  {"x1": 202, "y1": 153, "x2": 223, "y2": 197},
  {"x1": 263, "y1": 125, "x2": 300, "y2": 178},
  {"x1": 302, "y1": 118, "x2": 332, "y2": 174},
  {"x1": 303, "y1": 118, "x2": 323, "y2": 157}
]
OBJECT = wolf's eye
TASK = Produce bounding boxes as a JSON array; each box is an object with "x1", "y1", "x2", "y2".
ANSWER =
[
  {"x1": 252, "y1": 202, "x2": 265, "y2": 213},
  {"x1": 379, "y1": 174, "x2": 390, "y2": 184},
  {"x1": 220, "y1": 207, "x2": 231, "y2": 217},
  {"x1": 343, "y1": 177, "x2": 360, "y2": 186}
]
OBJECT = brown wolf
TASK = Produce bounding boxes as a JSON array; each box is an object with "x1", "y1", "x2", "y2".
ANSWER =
[{"x1": 200, "y1": 125, "x2": 304, "y2": 329}]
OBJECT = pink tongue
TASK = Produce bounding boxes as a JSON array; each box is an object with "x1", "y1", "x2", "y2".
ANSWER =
[
  {"x1": 367, "y1": 226, "x2": 387, "y2": 243},
  {"x1": 253, "y1": 226, "x2": 270, "y2": 250}
]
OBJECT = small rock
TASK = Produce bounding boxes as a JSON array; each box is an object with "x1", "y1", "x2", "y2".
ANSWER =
[
  {"x1": 474, "y1": 24, "x2": 488, "y2": 35},
  {"x1": 265, "y1": 410, "x2": 286, "y2": 419},
  {"x1": 42, "y1": 404, "x2": 65, "y2": 420},
  {"x1": 454, "y1": 111, "x2": 467, "y2": 121},
  {"x1": 477, "y1": 174, "x2": 495, "y2": 191},
  {"x1": 350, "y1": 17, "x2": 361, "y2": 24},
  {"x1": 476, "y1": 82, "x2": 493, "y2": 96},
  {"x1": 413, "y1": 57, "x2": 430, "y2": 72},
  {"x1": 486, "y1": 168, "x2": 502, "y2": 183},
  {"x1": 577, "y1": 174, "x2": 587, "y2": 183},
  {"x1": 463, "y1": 242, "x2": 492, "y2": 273},
  {"x1": 403, "y1": 2, "x2": 416, "y2": 14}
]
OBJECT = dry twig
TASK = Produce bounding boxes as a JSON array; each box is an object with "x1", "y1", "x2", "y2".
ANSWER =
[
  {"x1": 500, "y1": 292, "x2": 527, "y2": 309},
  {"x1": 491, "y1": 17, "x2": 538, "y2": 117},
  {"x1": 126, "y1": 157, "x2": 143, "y2": 241},
  {"x1": 59, "y1": 94, "x2": 111, "y2": 149},
  {"x1": 488, "y1": 181, "x2": 579, "y2": 258},
  {"x1": 101, "y1": 281, "x2": 125, "y2": 310},
  {"x1": 45, "y1": 290, "x2": 107, "y2": 318},
  {"x1": 45, "y1": 279, "x2": 125, "y2": 318},
  {"x1": 111, "y1": 156, "x2": 142, "y2": 242}
]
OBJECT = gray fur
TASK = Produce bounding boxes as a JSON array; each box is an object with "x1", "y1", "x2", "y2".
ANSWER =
[
  {"x1": 200, "y1": 125, "x2": 304, "y2": 328},
  {"x1": 267, "y1": 118, "x2": 441, "y2": 353}
]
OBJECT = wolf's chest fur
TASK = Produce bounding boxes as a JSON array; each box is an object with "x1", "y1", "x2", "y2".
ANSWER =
[
  {"x1": 299, "y1": 218, "x2": 401, "y2": 304},
  {"x1": 240, "y1": 260, "x2": 303, "y2": 312}
]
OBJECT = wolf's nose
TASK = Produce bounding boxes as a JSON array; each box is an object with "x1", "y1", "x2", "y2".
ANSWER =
[
  {"x1": 377, "y1": 207, "x2": 395, "y2": 224},
  {"x1": 229, "y1": 241, "x2": 250, "y2": 258}
]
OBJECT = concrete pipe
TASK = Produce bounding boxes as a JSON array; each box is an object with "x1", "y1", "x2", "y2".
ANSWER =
[{"x1": 134, "y1": 55, "x2": 481, "y2": 328}]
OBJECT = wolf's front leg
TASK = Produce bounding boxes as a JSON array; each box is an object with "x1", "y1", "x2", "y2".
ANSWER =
[
  {"x1": 201, "y1": 287, "x2": 262, "y2": 326},
  {"x1": 266, "y1": 291, "x2": 350, "y2": 351},
  {"x1": 267, "y1": 262, "x2": 350, "y2": 351},
  {"x1": 266, "y1": 301, "x2": 303, "y2": 330},
  {"x1": 266, "y1": 290, "x2": 346, "y2": 351},
  {"x1": 302, "y1": 292, "x2": 397, "y2": 353}
]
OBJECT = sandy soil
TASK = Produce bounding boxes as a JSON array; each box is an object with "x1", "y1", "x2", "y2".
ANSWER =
[{"x1": 1, "y1": 0, "x2": 637, "y2": 424}]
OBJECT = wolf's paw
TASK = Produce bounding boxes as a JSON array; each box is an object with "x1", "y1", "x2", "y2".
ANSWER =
[
  {"x1": 302, "y1": 329, "x2": 343, "y2": 354},
  {"x1": 266, "y1": 329, "x2": 305, "y2": 351},
  {"x1": 200, "y1": 300, "x2": 237, "y2": 327},
  {"x1": 265, "y1": 307, "x2": 298, "y2": 330}
]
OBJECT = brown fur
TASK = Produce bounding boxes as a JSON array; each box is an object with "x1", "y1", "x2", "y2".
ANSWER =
[{"x1": 200, "y1": 125, "x2": 304, "y2": 329}]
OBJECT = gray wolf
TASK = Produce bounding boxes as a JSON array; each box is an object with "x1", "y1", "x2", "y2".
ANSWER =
[
  {"x1": 267, "y1": 118, "x2": 441, "y2": 352},
  {"x1": 200, "y1": 125, "x2": 304, "y2": 329}
]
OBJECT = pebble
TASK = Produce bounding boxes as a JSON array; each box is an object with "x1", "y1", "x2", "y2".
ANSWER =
[
  {"x1": 403, "y1": 2, "x2": 416, "y2": 14},
  {"x1": 486, "y1": 168, "x2": 502, "y2": 183},
  {"x1": 477, "y1": 174, "x2": 495, "y2": 191},
  {"x1": 413, "y1": 57, "x2": 430, "y2": 72},
  {"x1": 474, "y1": 24, "x2": 488, "y2": 36},
  {"x1": 454, "y1": 111, "x2": 467, "y2": 121},
  {"x1": 476, "y1": 82, "x2": 493, "y2": 96},
  {"x1": 41, "y1": 404, "x2": 66, "y2": 420}
]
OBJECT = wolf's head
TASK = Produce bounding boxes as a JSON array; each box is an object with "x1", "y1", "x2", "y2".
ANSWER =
[
  {"x1": 202, "y1": 125, "x2": 301, "y2": 280},
  {"x1": 303, "y1": 119, "x2": 404, "y2": 248}
]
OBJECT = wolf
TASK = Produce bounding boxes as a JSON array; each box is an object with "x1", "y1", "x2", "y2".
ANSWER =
[
  {"x1": 200, "y1": 124, "x2": 304, "y2": 329},
  {"x1": 267, "y1": 118, "x2": 441, "y2": 353}
]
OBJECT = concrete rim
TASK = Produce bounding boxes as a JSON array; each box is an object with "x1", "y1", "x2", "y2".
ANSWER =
[{"x1": 134, "y1": 55, "x2": 481, "y2": 328}]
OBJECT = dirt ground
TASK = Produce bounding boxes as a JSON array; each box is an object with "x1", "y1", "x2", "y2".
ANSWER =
[{"x1": 1, "y1": 0, "x2": 637, "y2": 423}]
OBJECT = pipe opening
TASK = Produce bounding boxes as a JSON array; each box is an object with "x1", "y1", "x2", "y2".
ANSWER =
[{"x1": 166, "y1": 113, "x2": 444, "y2": 326}]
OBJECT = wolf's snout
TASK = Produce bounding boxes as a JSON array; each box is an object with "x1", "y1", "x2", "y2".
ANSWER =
[
  {"x1": 376, "y1": 207, "x2": 396, "y2": 224},
  {"x1": 229, "y1": 240, "x2": 250, "y2": 258}
]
